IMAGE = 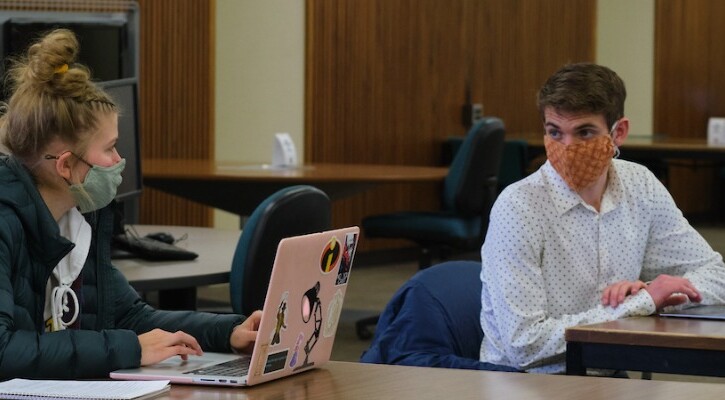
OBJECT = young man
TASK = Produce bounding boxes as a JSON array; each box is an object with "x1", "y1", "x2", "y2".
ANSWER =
[{"x1": 479, "y1": 63, "x2": 725, "y2": 373}]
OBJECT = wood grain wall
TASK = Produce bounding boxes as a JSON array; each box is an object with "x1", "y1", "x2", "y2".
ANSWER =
[
  {"x1": 136, "y1": 0, "x2": 214, "y2": 226},
  {"x1": 306, "y1": 0, "x2": 596, "y2": 250},
  {"x1": 655, "y1": 0, "x2": 725, "y2": 216}
]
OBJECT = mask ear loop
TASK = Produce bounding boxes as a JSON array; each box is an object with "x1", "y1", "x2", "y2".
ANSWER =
[
  {"x1": 610, "y1": 120, "x2": 621, "y2": 159},
  {"x1": 43, "y1": 152, "x2": 78, "y2": 185}
]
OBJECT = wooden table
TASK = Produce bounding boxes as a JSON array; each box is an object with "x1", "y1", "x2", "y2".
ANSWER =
[
  {"x1": 142, "y1": 159, "x2": 449, "y2": 217},
  {"x1": 566, "y1": 316, "x2": 725, "y2": 377},
  {"x1": 155, "y1": 361, "x2": 724, "y2": 399},
  {"x1": 509, "y1": 132, "x2": 725, "y2": 161},
  {"x1": 114, "y1": 225, "x2": 240, "y2": 310}
]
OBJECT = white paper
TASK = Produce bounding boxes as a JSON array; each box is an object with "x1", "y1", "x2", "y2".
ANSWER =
[
  {"x1": 0, "y1": 379, "x2": 169, "y2": 400},
  {"x1": 707, "y1": 117, "x2": 725, "y2": 145},
  {"x1": 271, "y1": 132, "x2": 298, "y2": 167}
]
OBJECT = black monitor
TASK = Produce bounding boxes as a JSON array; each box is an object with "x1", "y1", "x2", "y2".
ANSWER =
[
  {"x1": 97, "y1": 78, "x2": 142, "y2": 230},
  {"x1": 3, "y1": 19, "x2": 126, "y2": 79},
  {"x1": 0, "y1": 7, "x2": 139, "y2": 101}
]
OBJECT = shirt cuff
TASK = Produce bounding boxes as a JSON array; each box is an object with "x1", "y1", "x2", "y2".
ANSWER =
[{"x1": 618, "y1": 289, "x2": 656, "y2": 317}]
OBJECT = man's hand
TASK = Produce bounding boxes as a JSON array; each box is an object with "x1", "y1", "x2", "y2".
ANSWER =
[
  {"x1": 602, "y1": 280, "x2": 647, "y2": 308},
  {"x1": 230, "y1": 310, "x2": 263, "y2": 354},
  {"x1": 138, "y1": 329, "x2": 203, "y2": 366},
  {"x1": 645, "y1": 274, "x2": 701, "y2": 310}
]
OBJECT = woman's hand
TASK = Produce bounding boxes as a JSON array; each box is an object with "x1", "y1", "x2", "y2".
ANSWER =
[
  {"x1": 645, "y1": 274, "x2": 701, "y2": 310},
  {"x1": 230, "y1": 310, "x2": 263, "y2": 354},
  {"x1": 138, "y1": 328, "x2": 203, "y2": 366},
  {"x1": 601, "y1": 280, "x2": 647, "y2": 308}
]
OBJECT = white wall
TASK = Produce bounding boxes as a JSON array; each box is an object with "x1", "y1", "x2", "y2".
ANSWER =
[
  {"x1": 596, "y1": 0, "x2": 655, "y2": 137},
  {"x1": 214, "y1": 0, "x2": 305, "y2": 228}
]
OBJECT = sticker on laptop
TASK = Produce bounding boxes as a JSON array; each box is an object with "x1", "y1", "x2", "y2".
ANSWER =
[
  {"x1": 295, "y1": 281, "x2": 323, "y2": 371},
  {"x1": 320, "y1": 236, "x2": 341, "y2": 273},
  {"x1": 289, "y1": 332, "x2": 305, "y2": 368},
  {"x1": 263, "y1": 349, "x2": 289, "y2": 374},
  {"x1": 323, "y1": 289, "x2": 344, "y2": 338},
  {"x1": 270, "y1": 292, "x2": 289, "y2": 346},
  {"x1": 336, "y1": 232, "x2": 358, "y2": 285}
]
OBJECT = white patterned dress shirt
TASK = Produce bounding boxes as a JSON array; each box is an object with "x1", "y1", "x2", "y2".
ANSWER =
[{"x1": 479, "y1": 159, "x2": 725, "y2": 374}]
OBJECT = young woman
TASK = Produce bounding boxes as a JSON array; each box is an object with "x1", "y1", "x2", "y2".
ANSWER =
[{"x1": 0, "y1": 29, "x2": 261, "y2": 379}]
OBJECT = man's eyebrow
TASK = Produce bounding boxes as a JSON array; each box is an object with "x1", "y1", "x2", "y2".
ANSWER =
[
  {"x1": 544, "y1": 122, "x2": 600, "y2": 130},
  {"x1": 574, "y1": 123, "x2": 600, "y2": 130}
]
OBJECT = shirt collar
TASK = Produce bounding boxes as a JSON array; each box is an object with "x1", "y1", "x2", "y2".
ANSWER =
[
  {"x1": 600, "y1": 160, "x2": 624, "y2": 214},
  {"x1": 541, "y1": 160, "x2": 623, "y2": 216}
]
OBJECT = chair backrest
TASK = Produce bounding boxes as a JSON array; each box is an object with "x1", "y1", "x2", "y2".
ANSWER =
[
  {"x1": 360, "y1": 260, "x2": 486, "y2": 369},
  {"x1": 442, "y1": 117, "x2": 505, "y2": 217},
  {"x1": 229, "y1": 185, "x2": 331, "y2": 316},
  {"x1": 497, "y1": 139, "x2": 528, "y2": 192}
]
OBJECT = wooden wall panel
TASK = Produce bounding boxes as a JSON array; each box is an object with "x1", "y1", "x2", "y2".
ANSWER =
[
  {"x1": 137, "y1": 0, "x2": 214, "y2": 226},
  {"x1": 654, "y1": 0, "x2": 725, "y2": 216},
  {"x1": 306, "y1": 0, "x2": 596, "y2": 251}
]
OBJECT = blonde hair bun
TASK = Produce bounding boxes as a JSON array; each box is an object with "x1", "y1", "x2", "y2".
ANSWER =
[
  {"x1": 17, "y1": 28, "x2": 94, "y2": 100},
  {"x1": 1, "y1": 29, "x2": 116, "y2": 160}
]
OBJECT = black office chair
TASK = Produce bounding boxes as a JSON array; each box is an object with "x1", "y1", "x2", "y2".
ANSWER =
[
  {"x1": 229, "y1": 185, "x2": 331, "y2": 316},
  {"x1": 497, "y1": 139, "x2": 528, "y2": 192},
  {"x1": 356, "y1": 117, "x2": 505, "y2": 339},
  {"x1": 363, "y1": 117, "x2": 506, "y2": 269},
  {"x1": 445, "y1": 137, "x2": 528, "y2": 193}
]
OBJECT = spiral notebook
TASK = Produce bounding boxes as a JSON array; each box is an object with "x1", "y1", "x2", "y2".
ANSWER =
[{"x1": 0, "y1": 379, "x2": 169, "y2": 400}]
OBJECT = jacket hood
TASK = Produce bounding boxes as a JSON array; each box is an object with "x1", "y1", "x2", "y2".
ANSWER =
[{"x1": 0, "y1": 155, "x2": 74, "y2": 266}]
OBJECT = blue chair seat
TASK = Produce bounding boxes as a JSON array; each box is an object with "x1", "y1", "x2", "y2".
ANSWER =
[{"x1": 360, "y1": 261, "x2": 519, "y2": 372}]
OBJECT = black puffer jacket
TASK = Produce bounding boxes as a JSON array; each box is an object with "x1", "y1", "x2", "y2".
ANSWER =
[{"x1": 0, "y1": 155, "x2": 245, "y2": 379}]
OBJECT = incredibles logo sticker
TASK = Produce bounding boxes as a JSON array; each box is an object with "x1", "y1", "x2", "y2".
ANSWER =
[{"x1": 320, "y1": 237, "x2": 341, "y2": 273}]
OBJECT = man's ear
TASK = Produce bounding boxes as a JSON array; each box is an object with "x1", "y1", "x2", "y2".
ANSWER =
[
  {"x1": 54, "y1": 151, "x2": 74, "y2": 181},
  {"x1": 612, "y1": 117, "x2": 629, "y2": 147}
]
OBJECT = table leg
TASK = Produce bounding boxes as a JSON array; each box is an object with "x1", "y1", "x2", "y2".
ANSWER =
[{"x1": 566, "y1": 342, "x2": 586, "y2": 376}]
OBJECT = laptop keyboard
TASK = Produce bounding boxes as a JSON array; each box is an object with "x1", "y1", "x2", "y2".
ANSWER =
[{"x1": 184, "y1": 356, "x2": 252, "y2": 377}]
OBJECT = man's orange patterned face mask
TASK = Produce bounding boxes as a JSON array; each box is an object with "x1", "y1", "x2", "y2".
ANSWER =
[{"x1": 544, "y1": 134, "x2": 614, "y2": 192}]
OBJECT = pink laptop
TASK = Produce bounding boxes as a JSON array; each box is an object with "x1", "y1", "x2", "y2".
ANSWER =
[{"x1": 111, "y1": 226, "x2": 359, "y2": 386}]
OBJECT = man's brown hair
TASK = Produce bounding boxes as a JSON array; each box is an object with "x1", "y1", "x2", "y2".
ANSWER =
[{"x1": 537, "y1": 62, "x2": 626, "y2": 128}]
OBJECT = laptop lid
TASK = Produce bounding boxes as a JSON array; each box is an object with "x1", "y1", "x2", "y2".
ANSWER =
[
  {"x1": 110, "y1": 226, "x2": 360, "y2": 387},
  {"x1": 659, "y1": 304, "x2": 725, "y2": 320}
]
